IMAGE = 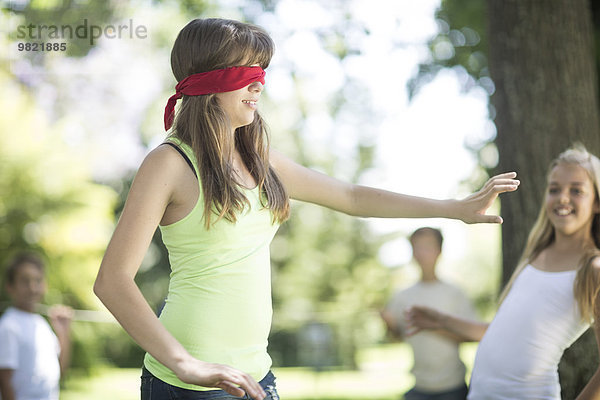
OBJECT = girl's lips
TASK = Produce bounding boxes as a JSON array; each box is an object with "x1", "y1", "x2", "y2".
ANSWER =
[{"x1": 554, "y1": 207, "x2": 573, "y2": 216}]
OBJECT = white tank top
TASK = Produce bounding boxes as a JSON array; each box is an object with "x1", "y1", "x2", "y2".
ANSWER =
[{"x1": 468, "y1": 265, "x2": 589, "y2": 399}]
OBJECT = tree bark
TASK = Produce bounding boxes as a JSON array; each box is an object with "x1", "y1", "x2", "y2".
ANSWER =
[{"x1": 488, "y1": 0, "x2": 600, "y2": 397}]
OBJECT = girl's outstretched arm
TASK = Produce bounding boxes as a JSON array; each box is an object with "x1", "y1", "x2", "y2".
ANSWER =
[
  {"x1": 575, "y1": 258, "x2": 600, "y2": 400},
  {"x1": 405, "y1": 305, "x2": 488, "y2": 342},
  {"x1": 94, "y1": 146, "x2": 266, "y2": 400},
  {"x1": 270, "y1": 150, "x2": 519, "y2": 223}
]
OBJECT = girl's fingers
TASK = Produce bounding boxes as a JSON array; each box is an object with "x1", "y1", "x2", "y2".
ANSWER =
[
  {"x1": 238, "y1": 375, "x2": 266, "y2": 400},
  {"x1": 490, "y1": 184, "x2": 520, "y2": 194},
  {"x1": 484, "y1": 172, "x2": 519, "y2": 190},
  {"x1": 218, "y1": 381, "x2": 246, "y2": 397},
  {"x1": 475, "y1": 214, "x2": 503, "y2": 224},
  {"x1": 193, "y1": 363, "x2": 266, "y2": 400},
  {"x1": 488, "y1": 171, "x2": 517, "y2": 180},
  {"x1": 489, "y1": 179, "x2": 520, "y2": 187},
  {"x1": 485, "y1": 180, "x2": 520, "y2": 193},
  {"x1": 222, "y1": 371, "x2": 266, "y2": 400},
  {"x1": 218, "y1": 378, "x2": 265, "y2": 400}
]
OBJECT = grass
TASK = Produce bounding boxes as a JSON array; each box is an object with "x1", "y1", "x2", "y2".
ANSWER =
[
  {"x1": 61, "y1": 368, "x2": 141, "y2": 400},
  {"x1": 61, "y1": 343, "x2": 477, "y2": 399},
  {"x1": 274, "y1": 343, "x2": 414, "y2": 399}
]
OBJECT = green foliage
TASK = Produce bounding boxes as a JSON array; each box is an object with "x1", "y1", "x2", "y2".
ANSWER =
[
  {"x1": 0, "y1": 71, "x2": 117, "y2": 306},
  {"x1": 420, "y1": 0, "x2": 600, "y2": 112},
  {"x1": 408, "y1": 0, "x2": 488, "y2": 98},
  {"x1": 0, "y1": 68, "x2": 119, "y2": 373},
  {"x1": 160, "y1": 0, "x2": 213, "y2": 17},
  {"x1": 407, "y1": 0, "x2": 495, "y2": 175}
]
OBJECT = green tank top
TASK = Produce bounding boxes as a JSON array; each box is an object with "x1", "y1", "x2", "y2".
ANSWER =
[{"x1": 143, "y1": 138, "x2": 280, "y2": 390}]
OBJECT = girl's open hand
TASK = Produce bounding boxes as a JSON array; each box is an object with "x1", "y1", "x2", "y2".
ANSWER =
[
  {"x1": 404, "y1": 305, "x2": 445, "y2": 336},
  {"x1": 175, "y1": 358, "x2": 266, "y2": 399},
  {"x1": 458, "y1": 172, "x2": 519, "y2": 224}
]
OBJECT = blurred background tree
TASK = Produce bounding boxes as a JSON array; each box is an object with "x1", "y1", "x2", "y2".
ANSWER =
[{"x1": 412, "y1": 0, "x2": 600, "y2": 397}]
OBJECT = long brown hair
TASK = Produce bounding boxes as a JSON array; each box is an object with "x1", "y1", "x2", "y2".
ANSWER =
[
  {"x1": 169, "y1": 18, "x2": 289, "y2": 228},
  {"x1": 499, "y1": 144, "x2": 600, "y2": 322}
]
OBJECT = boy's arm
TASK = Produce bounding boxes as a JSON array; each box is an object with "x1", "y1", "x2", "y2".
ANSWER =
[
  {"x1": 0, "y1": 323, "x2": 18, "y2": 400},
  {"x1": 0, "y1": 369, "x2": 16, "y2": 400},
  {"x1": 49, "y1": 305, "x2": 73, "y2": 377}
]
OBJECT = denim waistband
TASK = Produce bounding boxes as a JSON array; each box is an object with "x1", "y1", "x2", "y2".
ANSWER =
[
  {"x1": 258, "y1": 370, "x2": 275, "y2": 388},
  {"x1": 141, "y1": 366, "x2": 276, "y2": 392}
]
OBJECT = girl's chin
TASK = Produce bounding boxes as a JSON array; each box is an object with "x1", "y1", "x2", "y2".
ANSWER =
[{"x1": 236, "y1": 121, "x2": 254, "y2": 129}]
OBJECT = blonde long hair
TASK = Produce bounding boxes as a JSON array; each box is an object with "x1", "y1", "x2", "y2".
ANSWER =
[
  {"x1": 169, "y1": 18, "x2": 289, "y2": 228},
  {"x1": 499, "y1": 144, "x2": 600, "y2": 322}
]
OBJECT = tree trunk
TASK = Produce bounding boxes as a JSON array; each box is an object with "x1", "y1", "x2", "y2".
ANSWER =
[{"x1": 488, "y1": 0, "x2": 600, "y2": 397}]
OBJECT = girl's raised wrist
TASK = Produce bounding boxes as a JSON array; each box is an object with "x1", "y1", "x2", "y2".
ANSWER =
[{"x1": 439, "y1": 199, "x2": 461, "y2": 220}]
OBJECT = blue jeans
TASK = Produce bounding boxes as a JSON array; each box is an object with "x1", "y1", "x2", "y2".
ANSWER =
[
  {"x1": 404, "y1": 383, "x2": 468, "y2": 400},
  {"x1": 140, "y1": 367, "x2": 279, "y2": 400}
]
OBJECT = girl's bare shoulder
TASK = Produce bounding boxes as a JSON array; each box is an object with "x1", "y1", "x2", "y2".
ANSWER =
[
  {"x1": 144, "y1": 143, "x2": 183, "y2": 165},
  {"x1": 137, "y1": 144, "x2": 193, "y2": 178}
]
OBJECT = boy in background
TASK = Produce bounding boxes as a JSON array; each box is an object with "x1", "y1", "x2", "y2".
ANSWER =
[
  {"x1": 0, "y1": 252, "x2": 72, "y2": 400},
  {"x1": 381, "y1": 227, "x2": 477, "y2": 400}
]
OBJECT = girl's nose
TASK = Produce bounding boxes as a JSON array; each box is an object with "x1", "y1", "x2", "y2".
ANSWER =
[
  {"x1": 249, "y1": 81, "x2": 263, "y2": 93},
  {"x1": 559, "y1": 191, "x2": 570, "y2": 203}
]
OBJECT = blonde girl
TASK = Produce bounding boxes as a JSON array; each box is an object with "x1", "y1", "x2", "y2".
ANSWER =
[
  {"x1": 406, "y1": 145, "x2": 600, "y2": 399},
  {"x1": 93, "y1": 18, "x2": 519, "y2": 400}
]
